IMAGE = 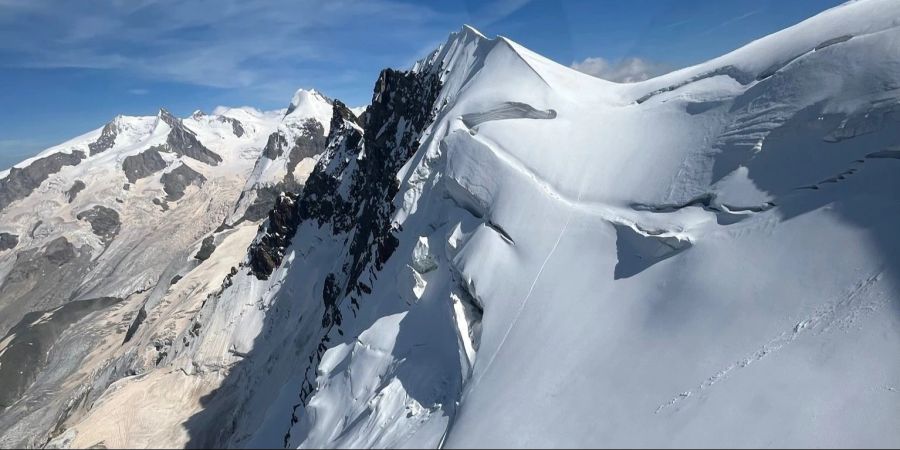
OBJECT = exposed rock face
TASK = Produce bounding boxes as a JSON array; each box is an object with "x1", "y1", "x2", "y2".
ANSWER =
[
  {"x1": 235, "y1": 67, "x2": 442, "y2": 447},
  {"x1": 239, "y1": 118, "x2": 329, "y2": 223},
  {"x1": 65, "y1": 180, "x2": 86, "y2": 203},
  {"x1": 194, "y1": 235, "x2": 216, "y2": 261},
  {"x1": 219, "y1": 116, "x2": 245, "y2": 137},
  {"x1": 0, "y1": 151, "x2": 85, "y2": 210},
  {"x1": 312, "y1": 67, "x2": 442, "y2": 319},
  {"x1": 41, "y1": 236, "x2": 78, "y2": 266},
  {"x1": 262, "y1": 132, "x2": 289, "y2": 160},
  {"x1": 122, "y1": 305, "x2": 147, "y2": 344},
  {"x1": 247, "y1": 101, "x2": 361, "y2": 280},
  {"x1": 76, "y1": 205, "x2": 121, "y2": 245},
  {"x1": 88, "y1": 121, "x2": 118, "y2": 155},
  {"x1": 285, "y1": 120, "x2": 326, "y2": 186},
  {"x1": 160, "y1": 163, "x2": 206, "y2": 201},
  {"x1": 122, "y1": 147, "x2": 168, "y2": 183},
  {"x1": 247, "y1": 192, "x2": 302, "y2": 278},
  {"x1": 262, "y1": 119, "x2": 325, "y2": 163},
  {"x1": 159, "y1": 109, "x2": 222, "y2": 166},
  {"x1": 0, "y1": 233, "x2": 18, "y2": 251},
  {"x1": 238, "y1": 187, "x2": 282, "y2": 223},
  {"x1": 0, "y1": 297, "x2": 120, "y2": 408},
  {"x1": 29, "y1": 221, "x2": 42, "y2": 238},
  {"x1": 0, "y1": 236, "x2": 92, "y2": 337}
]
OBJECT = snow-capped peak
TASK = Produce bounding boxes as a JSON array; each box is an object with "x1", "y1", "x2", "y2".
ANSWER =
[
  {"x1": 460, "y1": 24, "x2": 487, "y2": 39},
  {"x1": 286, "y1": 88, "x2": 332, "y2": 118}
]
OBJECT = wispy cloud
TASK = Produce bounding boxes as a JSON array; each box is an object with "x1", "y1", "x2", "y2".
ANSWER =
[
  {"x1": 0, "y1": 0, "x2": 445, "y2": 100},
  {"x1": 570, "y1": 56, "x2": 672, "y2": 83},
  {"x1": 471, "y1": 0, "x2": 533, "y2": 26},
  {"x1": 128, "y1": 88, "x2": 149, "y2": 95},
  {"x1": 700, "y1": 9, "x2": 763, "y2": 36}
]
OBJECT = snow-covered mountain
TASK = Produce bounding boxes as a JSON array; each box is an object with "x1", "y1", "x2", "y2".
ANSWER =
[
  {"x1": 0, "y1": 90, "x2": 333, "y2": 447},
  {"x1": 3, "y1": 0, "x2": 900, "y2": 447}
]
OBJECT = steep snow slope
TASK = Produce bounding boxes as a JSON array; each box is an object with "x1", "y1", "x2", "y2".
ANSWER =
[
  {"x1": 38, "y1": 0, "x2": 900, "y2": 448},
  {"x1": 0, "y1": 94, "x2": 334, "y2": 447}
]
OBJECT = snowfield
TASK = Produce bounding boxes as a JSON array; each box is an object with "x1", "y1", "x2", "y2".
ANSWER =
[{"x1": 2, "y1": 0, "x2": 900, "y2": 448}]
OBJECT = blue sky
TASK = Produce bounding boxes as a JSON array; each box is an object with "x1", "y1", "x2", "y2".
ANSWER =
[{"x1": 0, "y1": 0, "x2": 844, "y2": 169}]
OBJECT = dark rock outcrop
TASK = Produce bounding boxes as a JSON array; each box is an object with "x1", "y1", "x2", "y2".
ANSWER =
[
  {"x1": 88, "y1": 121, "x2": 119, "y2": 155},
  {"x1": 159, "y1": 109, "x2": 222, "y2": 166},
  {"x1": 0, "y1": 236, "x2": 93, "y2": 340},
  {"x1": 219, "y1": 116, "x2": 245, "y2": 137},
  {"x1": 285, "y1": 120, "x2": 327, "y2": 186},
  {"x1": 160, "y1": 163, "x2": 206, "y2": 201},
  {"x1": 262, "y1": 132, "x2": 289, "y2": 160},
  {"x1": 0, "y1": 297, "x2": 120, "y2": 408},
  {"x1": 76, "y1": 205, "x2": 121, "y2": 245},
  {"x1": 248, "y1": 192, "x2": 302, "y2": 278},
  {"x1": 65, "y1": 180, "x2": 86, "y2": 203},
  {"x1": 239, "y1": 119, "x2": 329, "y2": 223},
  {"x1": 122, "y1": 147, "x2": 168, "y2": 183},
  {"x1": 0, "y1": 233, "x2": 18, "y2": 251},
  {"x1": 122, "y1": 305, "x2": 147, "y2": 344},
  {"x1": 248, "y1": 64, "x2": 442, "y2": 334},
  {"x1": 42, "y1": 237, "x2": 76, "y2": 266},
  {"x1": 194, "y1": 235, "x2": 216, "y2": 261},
  {"x1": 0, "y1": 151, "x2": 86, "y2": 211}
]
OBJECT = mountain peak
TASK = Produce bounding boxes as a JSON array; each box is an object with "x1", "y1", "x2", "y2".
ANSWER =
[
  {"x1": 460, "y1": 24, "x2": 487, "y2": 39},
  {"x1": 286, "y1": 89, "x2": 331, "y2": 116},
  {"x1": 283, "y1": 88, "x2": 335, "y2": 133}
]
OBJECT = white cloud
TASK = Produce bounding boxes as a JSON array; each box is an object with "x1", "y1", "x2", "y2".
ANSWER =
[{"x1": 570, "y1": 56, "x2": 672, "y2": 83}]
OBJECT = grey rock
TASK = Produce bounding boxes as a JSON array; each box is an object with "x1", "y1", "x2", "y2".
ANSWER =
[
  {"x1": 29, "y1": 221, "x2": 42, "y2": 238},
  {"x1": 194, "y1": 235, "x2": 216, "y2": 261},
  {"x1": 285, "y1": 119, "x2": 327, "y2": 186},
  {"x1": 159, "y1": 109, "x2": 222, "y2": 166},
  {"x1": 262, "y1": 132, "x2": 289, "y2": 159},
  {"x1": 65, "y1": 180, "x2": 86, "y2": 203},
  {"x1": 122, "y1": 147, "x2": 168, "y2": 183},
  {"x1": 122, "y1": 305, "x2": 147, "y2": 344},
  {"x1": 160, "y1": 163, "x2": 206, "y2": 201},
  {"x1": 43, "y1": 236, "x2": 77, "y2": 266},
  {"x1": 0, "y1": 297, "x2": 119, "y2": 408},
  {"x1": 76, "y1": 205, "x2": 121, "y2": 245},
  {"x1": 88, "y1": 121, "x2": 118, "y2": 155},
  {"x1": 240, "y1": 186, "x2": 282, "y2": 223},
  {"x1": 0, "y1": 237, "x2": 93, "y2": 337},
  {"x1": 151, "y1": 197, "x2": 170, "y2": 211},
  {"x1": 240, "y1": 119, "x2": 327, "y2": 223},
  {"x1": 219, "y1": 116, "x2": 245, "y2": 137},
  {"x1": 0, "y1": 151, "x2": 86, "y2": 211},
  {"x1": 0, "y1": 233, "x2": 18, "y2": 251}
]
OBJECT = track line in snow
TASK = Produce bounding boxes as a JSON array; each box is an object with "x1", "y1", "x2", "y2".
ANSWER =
[
  {"x1": 471, "y1": 184, "x2": 581, "y2": 389},
  {"x1": 654, "y1": 268, "x2": 887, "y2": 414}
]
